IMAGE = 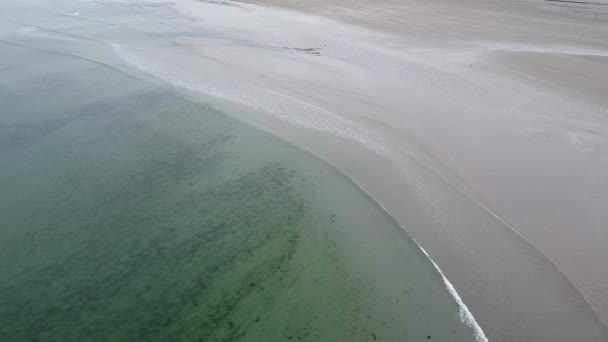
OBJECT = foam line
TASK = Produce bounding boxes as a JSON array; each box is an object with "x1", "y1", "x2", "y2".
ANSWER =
[{"x1": 417, "y1": 244, "x2": 489, "y2": 342}]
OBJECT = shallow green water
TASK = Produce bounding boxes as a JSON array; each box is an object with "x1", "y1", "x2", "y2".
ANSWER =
[{"x1": 0, "y1": 17, "x2": 475, "y2": 341}]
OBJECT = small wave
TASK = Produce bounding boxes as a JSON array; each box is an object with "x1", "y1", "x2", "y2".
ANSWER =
[{"x1": 417, "y1": 244, "x2": 489, "y2": 342}]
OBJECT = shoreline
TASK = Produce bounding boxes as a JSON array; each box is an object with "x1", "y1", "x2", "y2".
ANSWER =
[
  {"x1": 417, "y1": 244, "x2": 488, "y2": 342},
  {"x1": 50, "y1": 1, "x2": 608, "y2": 341},
  {"x1": 77, "y1": 0, "x2": 608, "y2": 339},
  {"x1": 4, "y1": 0, "x2": 608, "y2": 340},
  {"x1": 222, "y1": 0, "x2": 608, "y2": 335},
  {"x1": 2, "y1": 6, "x2": 484, "y2": 339},
  {"x1": 202, "y1": 87, "x2": 608, "y2": 342},
  {"x1": 121, "y1": 54, "x2": 489, "y2": 339}
]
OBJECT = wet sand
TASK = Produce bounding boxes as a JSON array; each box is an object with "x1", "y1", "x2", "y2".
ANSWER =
[
  {"x1": 170, "y1": 0, "x2": 608, "y2": 339},
  {"x1": 246, "y1": 0, "x2": 608, "y2": 339},
  {"x1": 127, "y1": 0, "x2": 608, "y2": 340}
]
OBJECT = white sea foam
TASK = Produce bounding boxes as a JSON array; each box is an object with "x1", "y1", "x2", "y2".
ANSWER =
[{"x1": 418, "y1": 244, "x2": 489, "y2": 342}]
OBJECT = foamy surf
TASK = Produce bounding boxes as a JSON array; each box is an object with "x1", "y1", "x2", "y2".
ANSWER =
[{"x1": 418, "y1": 244, "x2": 489, "y2": 342}]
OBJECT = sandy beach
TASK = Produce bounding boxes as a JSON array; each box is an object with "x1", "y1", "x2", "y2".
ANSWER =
[
  {"x1": 134, "y1": 0, "x2": 608, "y2": 339},
  {"x1": 248, "y1": 0, "x2": 608, "y2": 324},
  {"x1": 176, "y1": 0, "x2": 608, "y2": 339},
  {"x1": 3, "y1": 0, "x2": 608, "y2": 340}
]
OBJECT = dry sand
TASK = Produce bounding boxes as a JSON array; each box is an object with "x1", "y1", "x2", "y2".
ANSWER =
[{"x1": 55, "y1": 0, "x2": 608, "y2": 340}]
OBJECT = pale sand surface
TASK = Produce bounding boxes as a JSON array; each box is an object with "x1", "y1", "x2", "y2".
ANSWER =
[
  {"x1": 237, "y1": 0, "x2": 608, "y2": 336},
  {"x1": 6, "y1": 0, "x2": 607, "y2": 340},
  {"x1": 172, "y1": 1, "x2": 608, "y2": 340},
  {"x1": 114, "y1": 0, "x2": 607, "y2": 339}
]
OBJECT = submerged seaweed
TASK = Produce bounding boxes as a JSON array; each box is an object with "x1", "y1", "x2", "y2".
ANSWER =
[{"x1": 0, "y1": 44, "x2": 358, "y2": 342}]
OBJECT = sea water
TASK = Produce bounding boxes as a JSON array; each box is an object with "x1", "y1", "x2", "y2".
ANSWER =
[{"x1": 0, "y1": 1, "x2": 478, "y2": 341}]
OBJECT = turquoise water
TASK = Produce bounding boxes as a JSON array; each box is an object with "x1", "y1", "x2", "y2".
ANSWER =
[{"x1": 0, "y1": 3, "x2": 476, "y2": 341}]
